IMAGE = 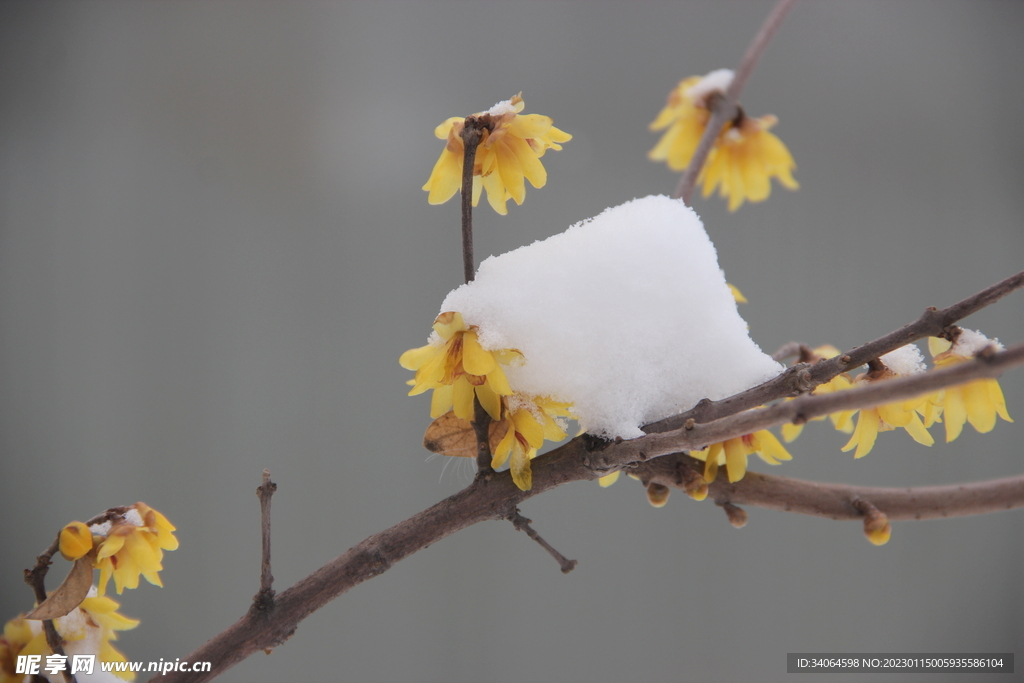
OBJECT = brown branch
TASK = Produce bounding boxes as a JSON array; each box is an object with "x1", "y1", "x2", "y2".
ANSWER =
[
  {"x1": 634, "y1": 452, "x2": 1024, "y2": 521},
  {"x1": 507, "y1": 508, "x2": 578, "y2": 574},
  {"x1": 473, "y1": 398, "x2": 493, "y2": 476},
  {"x1": 153, "y1": 273, "x2": 1024, "y2": 683},
  {"x1": 673, "y1": 0, "x2": 797, "y2": 203},
  {"x1": 459, "y1": 117, "x2": 488, "y2": 284},
  {"x1": 23, "y1": 537, "x2": 76, "y2": 683},
  {"x1": 647, "y1": 268, "x2": 1024, "y2": 433},
  {"x1": 255, "y1": 470, "x2": 277, "y2": 611}
]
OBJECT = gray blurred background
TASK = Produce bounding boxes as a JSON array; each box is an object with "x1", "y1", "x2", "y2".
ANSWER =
[{"x1": 2, "y1": 2, "x2": 1023, "y2": 682}]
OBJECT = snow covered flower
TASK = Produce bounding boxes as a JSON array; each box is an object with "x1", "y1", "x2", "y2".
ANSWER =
[
  {"x1": 648, "y1": 69, "x2": 797, "y2": 211},
  {"x1": 690, "y1": 429, "x2": 792, "y2": 483},
  {"x1": 422, "y1": 94, "x2": 571, "y2": 215},
  {"x1": 88, "y1": 503, "x2": 178, "y2": 595},
  {"x1": 3, "y1": 590, "x2": 139, "y2": 682},
  {"x1": 400, "y1": 312, "x2": 520, "y2": 422},
  {"x1": 841, "y1": 346, "x2": 934, "y2": 459},
  {"x1": 927, "y1": 331, "x2": 1012, "y2": 442},
  {"x1": 492, "y1": 395, "x2": 575, "y2": 491}
]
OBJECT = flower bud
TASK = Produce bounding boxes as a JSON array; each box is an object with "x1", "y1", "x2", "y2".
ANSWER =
[{"x1": 59, "y1": 521, "x2": 94, "y2": 561}]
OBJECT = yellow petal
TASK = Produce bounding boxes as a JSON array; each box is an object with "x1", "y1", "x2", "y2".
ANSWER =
[
  {"x1": 598, "y1": 472, "x2": 620, "y2": 487},
  {"x1": 429, "y1": 384, "x2": 454, "y2": 418},
  {"x1": 724, "y1": 438, "x2": 748, "y2": 482},
  {"x1": 461, "y1": 331, "x2": 496, "y2": 376},
  {"x1": 512, "y1": 408, "x2": 545, "y2": 449},
  {"x1": 510, "y1": 447, "x2": 534, "y2": 491},
  {"x1": 902, "y1": 413, "x2": 934, "y2": 447},
  {"x1": 752, "y1": 430, "x2": 792, "y2": 464},
  {"x1": 60, "y1": 521, "x2": 94, "y2": 561},
  {"x1": 475, "y1": 382, "x2": 502, "y2": 421},
  {"x1": 423, "y1": 147, "x2": 464, "y2": 205},
  {"x1": 963, "y1": 380, "x2": 997, "y2": 433},
  {"x1": 485, "y1": 363, "x2": 513, "y2": 396},
  {"x1": 452, "y1": 377, "x2": 475, "y2": 421},
  {"x1": 944, "y1": 387, "x2": 967, "y2": 442},
  {"x1": 399, "y1": 343, "x2": 440, "y2": 371}
]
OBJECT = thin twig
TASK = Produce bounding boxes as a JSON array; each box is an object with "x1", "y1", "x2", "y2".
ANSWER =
[
  {"x1": 459, "y1": 117, "x2": 486, "y2": 284},
  {"x1": 673, "y1": 0, "x2": 798, "y2": 202},
  {"x1": 255, "y1": 470, "x2": 277, "y2": 611},
  {"x1": 23, "y1": 537, "x2": 76, "y2": 683},
  {"x1": 472, "y1": 398, "x2": 493, "y2": 476},
  {"x1": 508, "y1": 508, "x2": 578, "y2": 574}
]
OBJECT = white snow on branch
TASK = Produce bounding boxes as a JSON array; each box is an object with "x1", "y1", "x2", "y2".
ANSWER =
[{"x1": 441, "y1": 195, "x2": 782, "y2": 439}]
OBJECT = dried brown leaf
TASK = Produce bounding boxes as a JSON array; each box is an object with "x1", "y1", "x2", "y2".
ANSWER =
[
  {"x1": 423, "y1": 411, "x2": 509, "y2": 457},
  {"x1": 25, "y1": 556, "x2": 94, "y2": 620}
]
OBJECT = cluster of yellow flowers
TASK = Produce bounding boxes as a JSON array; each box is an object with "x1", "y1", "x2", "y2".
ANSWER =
[
  {"x1": 648, "y1": 70, "x2": 798, "y2": 211},
  {"x1": 60, "y1": 502, "x2": 179, "y2": 596},
  {"x1": 0, "y1": 503, "x2": 178, "y2": 682},
  {"x1": 783, "y1": 332, "x2": 1011, "y2": 460},
  {"x1": 423, "y1": 94, "x2": 571, "y2": 215},
  {"x1": 1, "y1": 592, "x2": 139, "y2": 682},
  {"x1": 400, "y1": 312, "x2": 574, "y2": 491}
]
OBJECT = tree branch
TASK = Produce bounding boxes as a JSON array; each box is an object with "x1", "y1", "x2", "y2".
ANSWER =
[
  {"x1": 633, "y1": 452, "x2": 1024, "y2": 521},
  {"x1": 153, "y1": 269, "x2": 1024, "y2": 683},
  {"x1": 254, "y1": 470, "x2": 276, "y2": 611}
]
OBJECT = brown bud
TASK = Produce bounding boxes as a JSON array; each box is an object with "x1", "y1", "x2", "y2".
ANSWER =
[{"x1": 646, "y1": 483, "x2": 671, "y2": 508}]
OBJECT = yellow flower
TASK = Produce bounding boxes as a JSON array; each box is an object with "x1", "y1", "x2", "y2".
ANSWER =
[
  {"x1": 841, "y1": 349, "x2": 934, "y2": 459},
  {"x1": 422, "y1": 94, "x2": 571, "y2": 215},
  {"x1": 649, "y1": 71, "x2": 798, "y2": 211},
  {"x1": 927, "y1": 333, "x2": 1012, "y2": 442},
  {"x1": 400, "y1": 311, "x2": 521, "y2": 422},
  {"x1": 492, "y1": 395, "x2": 575, "y2": 491},
  {"x1": 700, "y1": 113, "x2": 798, "y2": 211},
  {"x1": 690, "y1": 429, "x2": 792, "y2": 483},
  {"x1": 89, "y1": 503, "x2": 178, "y2": 595},
  {"x1": 5, "y1": 590, "x2": 140, "y2": 681}
]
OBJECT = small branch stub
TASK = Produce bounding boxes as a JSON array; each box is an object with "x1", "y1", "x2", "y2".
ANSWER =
[
  {"x1": 508, "y1": 509, "x2": 577, "y2": 574},
  {"x1": 255, "y1": 470, "x2": 277, "y2": 611}
]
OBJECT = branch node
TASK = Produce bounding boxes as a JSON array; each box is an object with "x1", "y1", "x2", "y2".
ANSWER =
[
  {"x1": 839, "y1": 354, "x2": 852, "y2": 365},
  {"x1": 718, "y1": 501, "x2": 748, "y2": 528},
  {"x1": 684, "y1": 418, "x2": 696, "y2": 431},
  {"x1": 507, "y1": 508, "x2": 577, "y2": 574},
  {"x1": 677, "y1": 461, "x2": 710, "y2": 501}
]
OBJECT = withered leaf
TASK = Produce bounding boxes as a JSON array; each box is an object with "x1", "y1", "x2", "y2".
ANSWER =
[
  {"x1": 25, "y1": 556, "x2": 94, "y2": 620},
  {"x1": 423, "y1": 411, "x2": 509, "y2": 457}
]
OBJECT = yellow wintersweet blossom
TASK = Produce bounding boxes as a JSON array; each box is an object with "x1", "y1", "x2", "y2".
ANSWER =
[
  {"x1": 84, "y1": 503, "x2": 178, "y2": 595},
  {"x1": 690, "y1": 429, "x2": 792, "y2": 483},
  {"x1": 701, "y1": 114, "x2": 798, "y2": 211},
  {"x1": 400, "y1": 311, "x2": 521, "y2": 422},
  {"x1": 841, "y1": 349, "x2": 935, "y2": 459},
  {"x1": 493, "y1": 395, "x2": 575, "y2": 491},
  {"x1": 4, "y1": 591, "x2": 140, "y2": 681},
  {"x1": 422, "y1": 94, "x2": 571, "y2": 215},
  {"x1": 59, "y1": 520, "x2": 94, "y2": 560},
  {"x1": 648, "y1": 70, "x2": 798, "y2": 211},
  {"x1": 926, "y1": 333, "x2": 1012, "y2": 442}
]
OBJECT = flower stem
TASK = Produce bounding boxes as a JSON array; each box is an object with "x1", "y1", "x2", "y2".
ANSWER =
[
  {"x1": 673, "y1": 0, "x2": 798, "y2": 203},
  {"x1": 459, "y1": 119, "x2": 485, "y2": 284}
]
